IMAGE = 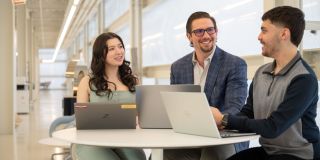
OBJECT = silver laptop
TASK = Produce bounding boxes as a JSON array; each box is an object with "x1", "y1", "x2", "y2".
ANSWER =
[
  {"x1": 136, "y1": 85, "x2": 201, "y2": 129},
  {"x1": 74, "y1": 103, "x2": 136, "y2": 130},
  {"x1": 160, "y1": 92, "x2": 256, "y2": 138}
]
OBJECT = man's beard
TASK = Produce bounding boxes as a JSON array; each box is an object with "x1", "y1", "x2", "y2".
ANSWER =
[{"x1": 200, "y1": 45, "x2": 213, "y2": 53}]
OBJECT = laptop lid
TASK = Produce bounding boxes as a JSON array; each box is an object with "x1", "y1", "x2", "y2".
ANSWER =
[
  {"x1": 74, "y1": 103, "x2": 136, "y2": 130},
  {"x1": 136, "y1": 85, "x2": 201, "y2": 129},
  {"x1": 161, "y1": 92, "x2": 255, "y2": 138}
]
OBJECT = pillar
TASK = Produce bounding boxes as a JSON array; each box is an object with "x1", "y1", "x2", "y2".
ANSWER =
[
  {"x1": 0, "y1": 0, "x2": 15, "y2": 135},
  {"x1": 16, "y1": 5, "x2": 27, "y2": 79},
  {"x1": 130, "y1": 0, "x2": 143, "y2": 81},
  {"x1": 0, "y1": 1, "x2": 16, "y2": 159}
]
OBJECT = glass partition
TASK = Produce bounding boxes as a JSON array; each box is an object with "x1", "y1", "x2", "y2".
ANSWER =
[
  {"x1": 88, "y1": 13, "x2": 98, "y2": 41},
  {"x1": 39, "y1": 49, "x2": 67, "y2": 89},
  {"x1": 116, "y1": 27, "x2": 131, "y2": 62},
  {"x1": 303, "y1": 30, "x2": 320, "y2": 49},
  {"x1": 77, "y1": 30, "x2": 84, "y2": 52},
  {"x1": 141, "y1": 0, "x2": 263, "y2": 66},
  {"x1": 303, "y1": 0, "x2": 320, "y2": 21},
  {"x1": 104, "y1": 0, "x2": 130, "y2": 28}
]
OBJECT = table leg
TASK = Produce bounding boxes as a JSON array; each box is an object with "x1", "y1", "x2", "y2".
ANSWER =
[{"x1": 151, "y1": 149, "x2": 163, "y2": 160}]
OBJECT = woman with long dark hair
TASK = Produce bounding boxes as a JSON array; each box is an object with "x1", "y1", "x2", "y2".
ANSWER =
[{"x1": 74, "y1": 32, "x2": 145, "y2": 160}]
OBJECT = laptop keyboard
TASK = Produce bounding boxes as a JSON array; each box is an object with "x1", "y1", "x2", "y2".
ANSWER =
[{"x1": 219, "y1": 130, "x2": 256, "y2": 138}]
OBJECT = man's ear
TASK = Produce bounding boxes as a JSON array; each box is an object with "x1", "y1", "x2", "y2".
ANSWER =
[
  {"x1": 187, "y1": 33, "x2": 192, "y2": 41},
  {"x1": 281, "y1": 28, "x2": 290, "y2": 41},
  {"x1": 187, "y1": 33, "x2": 193, "y2": 47}
]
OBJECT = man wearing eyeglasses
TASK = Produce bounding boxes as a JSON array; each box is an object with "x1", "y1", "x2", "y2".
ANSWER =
[{"x1": 166, "y1": 11, "x2": 248, "y2": 160}]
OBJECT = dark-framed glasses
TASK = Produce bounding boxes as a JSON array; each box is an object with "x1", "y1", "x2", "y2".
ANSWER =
[{"x1": 191, "y1": 27, "x2": 216, "y2": 37}]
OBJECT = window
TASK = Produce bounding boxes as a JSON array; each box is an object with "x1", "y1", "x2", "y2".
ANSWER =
[
  {"x1": 303, "y1": 0, "x2": 320, "y2": 21},
  {"x1": 103, "y1": 0, "x2": 130, "y2": 28}
]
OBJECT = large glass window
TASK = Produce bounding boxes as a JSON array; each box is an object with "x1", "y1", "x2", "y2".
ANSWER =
[
  {"x1": 303, "y1": 30, "x2": 320, "y2": 49},
  {"x1": 104, "y1": 0, "x2": 130, "y2": 28},
  {"x1": 77, "y1": 30, "x2": 84, "y2": 51},
  {"x1": 116, "y1": 27, "x2": 131, "y2": 62},
  {"x1": 88, "y1": 13, "x2": 98, "y2": 41},
  {"x1": 303, "y1": 0, "x2": 320, "y2": 21},
  {"x1": 39, "y1": 49, "x2": 67, "y2": 89},
  {"x1": 67, "y1": 43, "x2": 75, "y2": 60},
  {"x1": 87, "y1": 14, "x2": 98, "y2": 67},
  {"x1": 141, "y1": 0, "x2": 263, "y2": 66}
]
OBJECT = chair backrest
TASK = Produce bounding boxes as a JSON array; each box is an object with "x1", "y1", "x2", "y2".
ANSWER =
[{"x1": 49, "y1": 115, "x2": 75, "y2": 137}]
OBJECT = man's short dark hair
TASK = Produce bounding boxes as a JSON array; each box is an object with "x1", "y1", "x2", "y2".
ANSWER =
[
  {"x1": 186, "y1": 11, "x2": 217, "y2": 34},
  {"x1": 262, "y1": 6, "x2": 305, "y2": 47}
]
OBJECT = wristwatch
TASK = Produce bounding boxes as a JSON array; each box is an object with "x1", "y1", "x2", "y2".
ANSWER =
[{"x1": 221, "y1": 114, "x2": 229, "y2": 127}]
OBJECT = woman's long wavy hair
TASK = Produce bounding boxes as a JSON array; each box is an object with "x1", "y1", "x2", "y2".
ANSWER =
[{"x1": 89, "y1": 32, "x2": 138, "y2": 98}]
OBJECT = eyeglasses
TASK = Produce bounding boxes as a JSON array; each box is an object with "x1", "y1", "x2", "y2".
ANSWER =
[{"x1": 191, "y1": 27, "x2": 216, "y2": 37}]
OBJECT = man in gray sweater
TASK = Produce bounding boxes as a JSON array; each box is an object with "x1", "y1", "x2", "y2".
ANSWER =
[{"x1": 212, "y1": 6, "x2": 320, "y2": 160}]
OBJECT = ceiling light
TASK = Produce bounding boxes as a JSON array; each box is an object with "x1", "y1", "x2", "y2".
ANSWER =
[
  {"x1": 12, "y1": 0, "x2": 26, "y2": 5},
  {"x1": 42, "y1": 0, "x2": 80, "y2": 63}
]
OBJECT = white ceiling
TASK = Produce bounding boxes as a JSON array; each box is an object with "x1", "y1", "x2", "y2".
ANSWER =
[{"x1": 26, "y1": 0, "x2": 69, "y2": 49}]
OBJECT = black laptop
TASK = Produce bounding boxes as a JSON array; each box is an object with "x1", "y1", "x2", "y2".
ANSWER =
[{"x1": 74, "y1": 103, "x2": 137, "y2": 130}]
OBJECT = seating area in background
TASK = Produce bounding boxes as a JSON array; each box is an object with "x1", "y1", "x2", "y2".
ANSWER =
[{"x1": 40, "y1": 81, "x2": 51, "y2": 89}]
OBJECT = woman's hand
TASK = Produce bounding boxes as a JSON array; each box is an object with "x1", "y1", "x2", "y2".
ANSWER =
[{"x1": 136, "y1": 116, "x2": 141, "y2": 129}]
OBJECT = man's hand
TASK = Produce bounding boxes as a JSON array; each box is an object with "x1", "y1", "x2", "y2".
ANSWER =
[{"x1": 210, "y1": 107, "x2": 224, "y2": 129}]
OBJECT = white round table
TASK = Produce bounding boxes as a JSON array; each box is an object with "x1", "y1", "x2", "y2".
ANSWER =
[{"x1": 53, "y1": 128, "x2": 259, "y2": 160}]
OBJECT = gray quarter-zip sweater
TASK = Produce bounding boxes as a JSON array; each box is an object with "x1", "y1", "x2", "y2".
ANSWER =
[{"x1": 228, "y1": 53, "x2": 320, "y2": 159}]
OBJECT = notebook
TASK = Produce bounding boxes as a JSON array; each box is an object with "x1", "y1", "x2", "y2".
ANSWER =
[
  {"x1": 160, "y1": 92, "x2": 256, "y2": 138},
  {"x1": 136, "y1": 85, "x2": 201, "y2": 129},
  {"x1": 74, "y1": 103, "x2": 136, "y2": 130}
]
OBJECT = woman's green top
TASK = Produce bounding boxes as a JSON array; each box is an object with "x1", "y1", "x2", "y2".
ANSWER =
[{"x1": 89, "y1": 90, "x2": 135, "y2": 104}]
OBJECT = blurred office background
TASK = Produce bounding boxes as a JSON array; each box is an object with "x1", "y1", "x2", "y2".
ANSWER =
[{"x1": 0, "y1": 0, "x2": 319, "y2": 159}]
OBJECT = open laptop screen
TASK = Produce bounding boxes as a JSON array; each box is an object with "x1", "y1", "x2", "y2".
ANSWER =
[
  {"x1": 136, "y1": 85, "x2": 200, "y2": 129},
  {"x1": 161, "y1": 92, "x2": 256, "y2": 138}
]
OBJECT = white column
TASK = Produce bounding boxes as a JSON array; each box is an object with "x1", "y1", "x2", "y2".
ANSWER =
[
  {"x1": 0, "y1": 0, "x2": 15, "y2": 134},
  {"x1": 29, "y1": 16, "x2": 39, "y2": 102},
  {"x1": 26, "y1": 9, "x2": 33, "y2": 103},
  {"x1": 36, "y1": 52, "x2": 40, "y2": 97},
  {"x1": 30, "y1": 19, "x2": 38, "y2": 103},
  {"x1": 16, "y1": 5, "x2": 27, "y2": 78},
  {"x1": 264, "y1": 0, "x2": 300, "y2": 11},
  {"x1": 263, "y1": 0, "x2": 275, "y2": 11},
  {"x1": 34, "y1": 47, "x2": 40, "y2": 101},
  {"x1": 0, "y1": 1, "x2": 16, "y2": 158},
  {"x1": 130, "y1": 0, "x2": 143, "y2": 80},
  {"x1": 99, "y1": 2, "x2": 104, "y2": 34},
  {"x1": 276, "y1": 0, "x2": 300, "y2": 7}
]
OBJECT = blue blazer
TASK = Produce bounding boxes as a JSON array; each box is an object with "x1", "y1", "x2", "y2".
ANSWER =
[{"x1": 170, "y1": 46, "x2": 248, "y2": 115}]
